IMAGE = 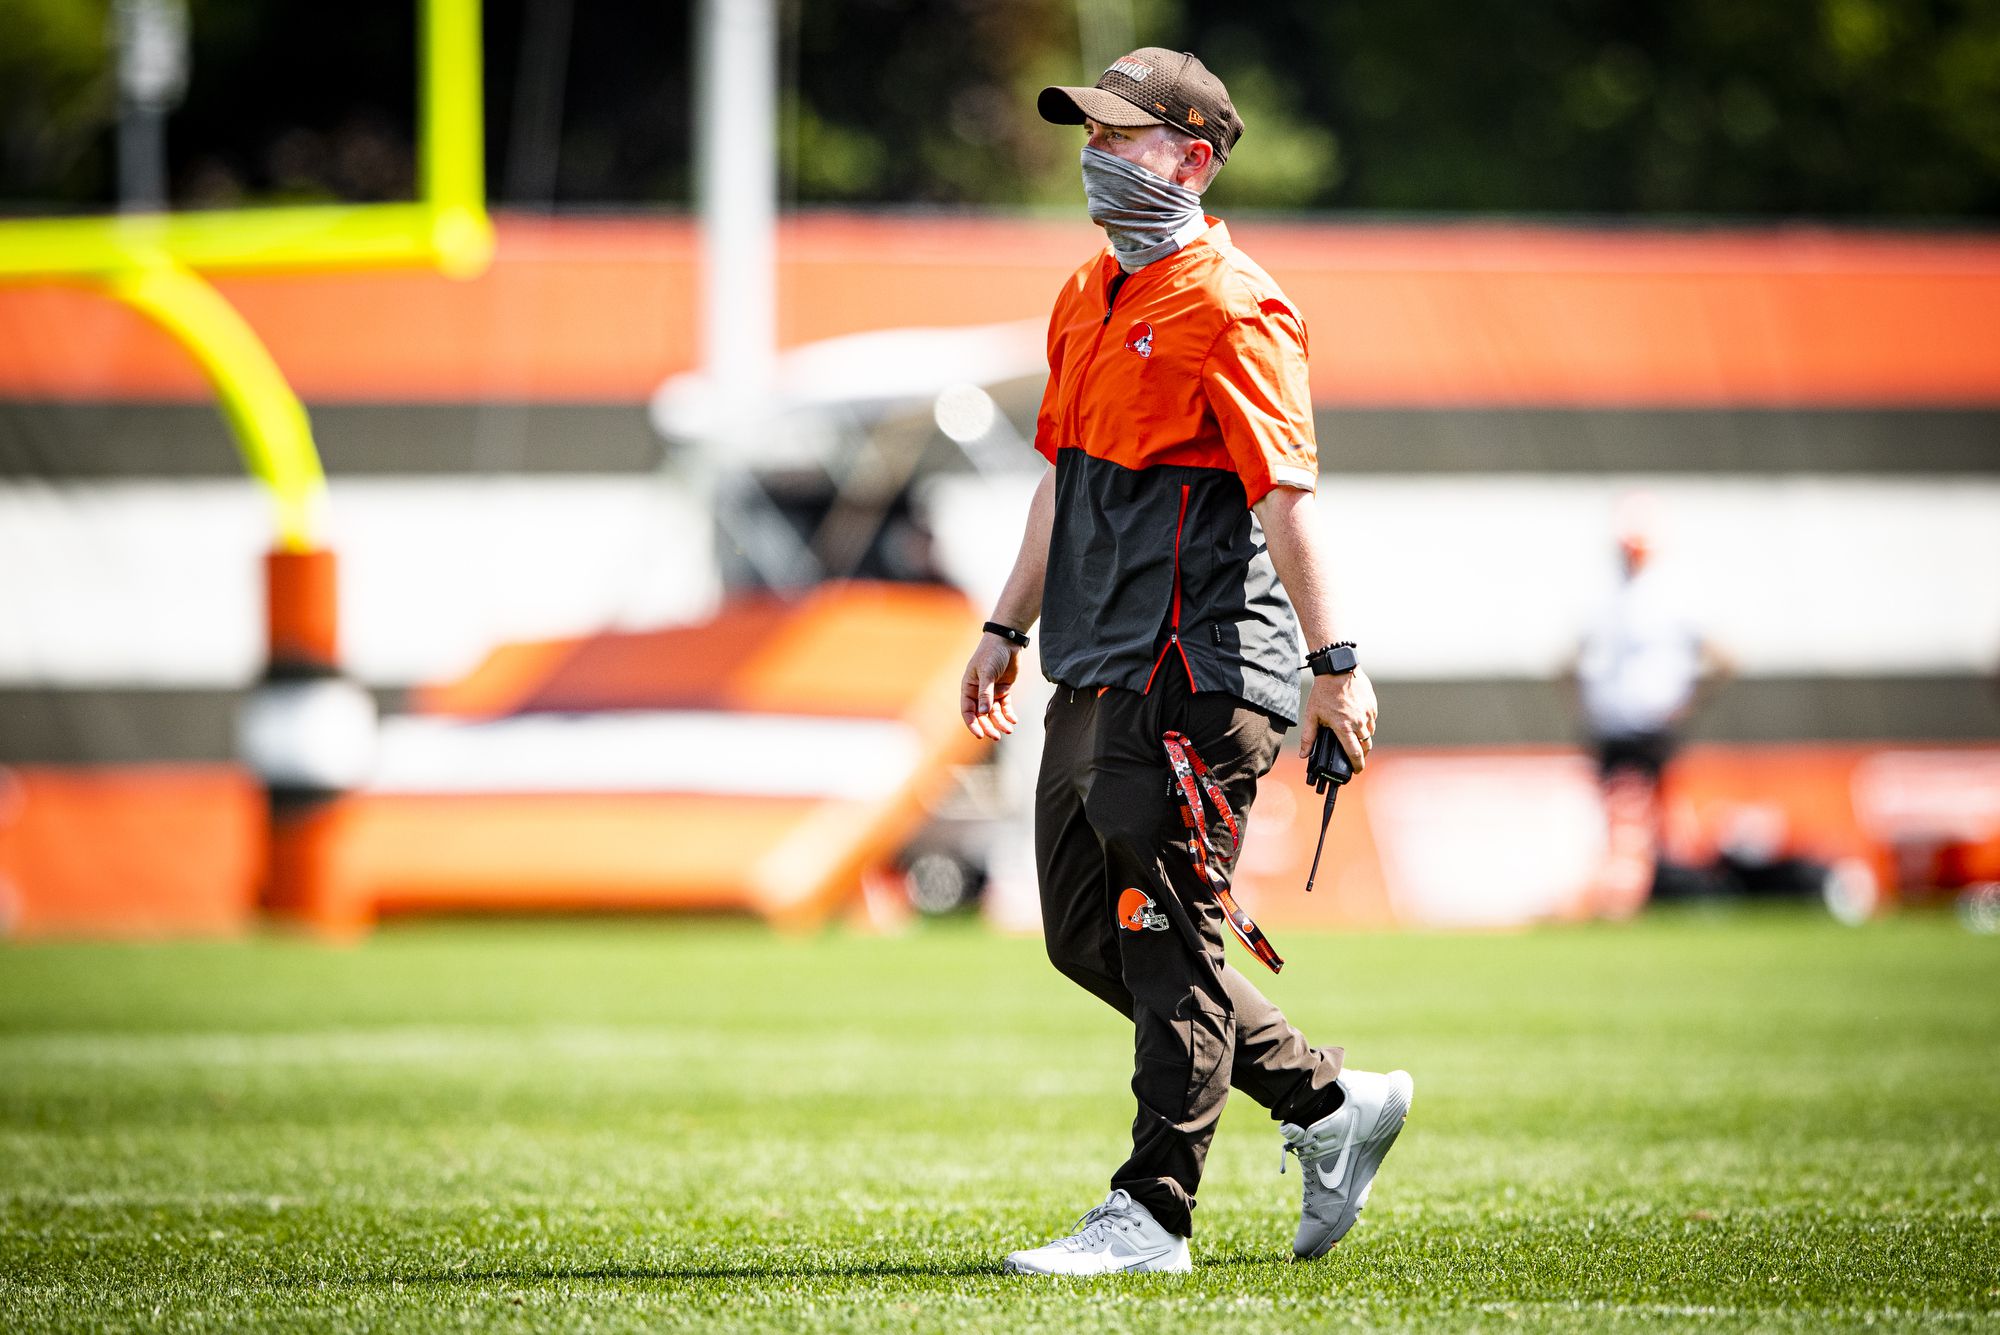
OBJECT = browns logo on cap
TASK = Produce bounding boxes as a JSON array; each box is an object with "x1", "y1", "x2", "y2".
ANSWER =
[{"x1": 1038, "y1": 47, "x2": 1245, "y2": 163}]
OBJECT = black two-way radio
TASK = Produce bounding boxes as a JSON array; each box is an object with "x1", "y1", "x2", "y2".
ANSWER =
[{"x1": 1303, "y1": 727, "x2": 1354, "y2": 894}]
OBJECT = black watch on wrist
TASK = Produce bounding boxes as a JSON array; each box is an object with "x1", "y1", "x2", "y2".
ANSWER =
[
  {"x1": 1306, "y1": 641, "x2": 1358, "y2": 677},
  {"x1": 983, "y1": 621, "x2": 1030, "y2": 649}
]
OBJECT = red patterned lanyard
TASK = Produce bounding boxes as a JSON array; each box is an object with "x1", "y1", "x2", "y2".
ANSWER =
[{"x1": 1160, "y1": 730, "x2": 1285, "y2": 975}]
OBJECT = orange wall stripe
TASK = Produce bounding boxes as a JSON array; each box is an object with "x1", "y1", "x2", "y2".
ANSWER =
[{"x1": 1, "y1": 215, "x2": 1996, "y2": 407}]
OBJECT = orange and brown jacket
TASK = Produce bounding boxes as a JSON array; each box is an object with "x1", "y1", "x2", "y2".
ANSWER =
[{"x1": 1033, "y1": 219, "x2": 1319, "y2": 723}]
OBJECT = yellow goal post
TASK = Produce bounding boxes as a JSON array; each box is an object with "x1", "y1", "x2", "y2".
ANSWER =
[{"x1": 0, "y1": 0, "x2": 494, "y2": 550}]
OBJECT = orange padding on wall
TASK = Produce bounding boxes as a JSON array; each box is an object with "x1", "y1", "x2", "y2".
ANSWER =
[
  {"x1": 266, "y1": 547, "x2": 339, "y2": 667},
  {"x1": 8, "y1": 743, "x2": 1995, "y2": 939},
  {"x1": 1236, "y1": 742, "x2": 2000, "y2": 930},
  {"x1": 0, "y1": 766, "x2": 263, "y2": 938}
]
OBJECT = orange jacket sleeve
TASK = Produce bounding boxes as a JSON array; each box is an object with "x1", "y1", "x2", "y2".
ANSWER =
[
  {"x1": 1200, "y1": 303, "x2": 1319, "y2": 506},
  {"x1": 1033, "y1": 359, "x2": 1061, "y2": 464}
]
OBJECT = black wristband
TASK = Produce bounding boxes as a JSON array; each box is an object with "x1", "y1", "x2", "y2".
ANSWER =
[{"x1": 983, "y1": 621, "x2": 1030, "y2": 648}]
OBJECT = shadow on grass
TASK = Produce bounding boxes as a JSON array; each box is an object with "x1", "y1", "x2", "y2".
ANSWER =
[
  {"x1": 275, "y1": 1260, "x2": 1010, "y2": 1286},
  {"x1": 275, "y1": 1254, "x2": 1296, "y2": 1286},
  {"x1": 1198, "y1": 1253, "x2": 1311, "y2": 1269}
]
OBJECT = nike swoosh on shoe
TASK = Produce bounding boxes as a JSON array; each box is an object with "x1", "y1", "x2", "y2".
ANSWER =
[
  {"x1": 1120, "y1": 1246, "x2": 1178, "y2": 1265},
  {"x1": 1313, "y1": 1145, "x2": 1353, "y2": 1190}
]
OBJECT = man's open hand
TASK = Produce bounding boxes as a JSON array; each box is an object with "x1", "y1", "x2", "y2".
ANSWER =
[
  {"x1": 960, "y1": 634, "x2": 1022, "y2": 741},
  {"x1": 1298, "y1": 666, "x2": 1378, "y2": 770}
]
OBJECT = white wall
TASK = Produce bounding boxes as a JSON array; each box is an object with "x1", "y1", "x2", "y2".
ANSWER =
[
  {"x1": 0, "y1": 478, "x2": 717, "y2": 686},
  {"x1": 3, "y1": 472, "x2": 1996, "y2": 688},
  {"x1": 923, "y1": 473, "x2": 2000, "y2": 679}
]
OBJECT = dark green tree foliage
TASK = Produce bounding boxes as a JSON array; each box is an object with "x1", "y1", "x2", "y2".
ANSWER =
[
  {"x1": 167, "y1": 1, "x2": 418, "y2": 208},
  {"x1": 1, "y1": 0, "x2": 1994, "y2": 218},
  {"x1": 0, "y1": 0, "x2": 119, "y2": 211},
  {"x1": 785, "y1": 0, "x2": 1077, "y2": 203},
  {"x1": 1239, "y1": 0, "x2": 2000, "y2": 215}
]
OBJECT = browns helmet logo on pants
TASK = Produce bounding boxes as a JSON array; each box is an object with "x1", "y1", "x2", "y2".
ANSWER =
[{"x1": 1118, "y1": 886, "x2": 1170, "y2": 932}]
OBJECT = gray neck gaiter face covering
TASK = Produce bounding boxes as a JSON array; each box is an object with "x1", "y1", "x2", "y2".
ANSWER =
[{"x1": 1080, "y1": 145, "x2": 1208, "y2": 273}]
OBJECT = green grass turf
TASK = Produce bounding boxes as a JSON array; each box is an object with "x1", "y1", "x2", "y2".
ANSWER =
[{"x1": 0, "y1": 908, "x2": 1995, "y2": 1332}]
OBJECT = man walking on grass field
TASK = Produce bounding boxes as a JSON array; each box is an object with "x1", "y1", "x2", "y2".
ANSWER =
[{"x1": 958, "y1": 48, "x2": 1412, "y2": 1275}]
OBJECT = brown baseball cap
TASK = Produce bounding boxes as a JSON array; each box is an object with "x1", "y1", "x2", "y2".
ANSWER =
[{"x1": 1039, "y1": 48, "x2": 1245, "y2": 162}]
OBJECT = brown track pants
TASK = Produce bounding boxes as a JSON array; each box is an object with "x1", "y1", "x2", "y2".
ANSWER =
[{"x1": 1035, "y1": 670, "x2": 1344, "y2": 1237}]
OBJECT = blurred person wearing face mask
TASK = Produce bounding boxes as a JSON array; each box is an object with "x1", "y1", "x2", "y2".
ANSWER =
[{"x1": 956, "y1": 49, "x2": 1411, "y2": 1274}]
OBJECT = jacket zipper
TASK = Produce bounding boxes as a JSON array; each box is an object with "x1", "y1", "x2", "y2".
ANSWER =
[
  {"x1": 1101, "y1": 270, "x2": 1130, "y2": 325},
  {"x1": 1063, "y1": 268, "x2": 1130, "y2": 446},
  {"x1": 1071, "y1": 268, "x2": 1193, "y2": 694},
  {"x1": 1143, "y1": 482, "x2": 1198, "y2": 693}
]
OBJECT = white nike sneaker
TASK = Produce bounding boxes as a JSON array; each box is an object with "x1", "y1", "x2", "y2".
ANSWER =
[
  {"x1": 1002, "y1": 1189, "x2": 1192, "y2": 1276},
  {"x1": 1280, "y1": 1066, "x2": 1414, "y2": 1259}
]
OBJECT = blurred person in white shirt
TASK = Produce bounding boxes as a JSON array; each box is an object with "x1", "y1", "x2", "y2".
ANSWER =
[{"x1": 1566, "y1": 503, "x2": 1732, "y2": 915}]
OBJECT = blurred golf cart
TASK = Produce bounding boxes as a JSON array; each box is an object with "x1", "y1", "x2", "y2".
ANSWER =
[{"x1": 649, "y1": 318, "x2": 1052, "y2": 922}]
